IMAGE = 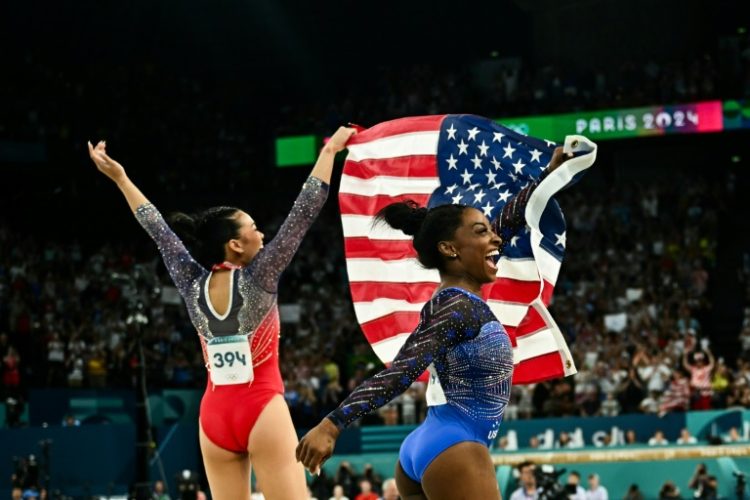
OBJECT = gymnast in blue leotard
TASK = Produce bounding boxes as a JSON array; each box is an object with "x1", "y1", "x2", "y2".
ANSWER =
[{"x1": 297, "y1": 147, "x2": 570, "y2": 499}]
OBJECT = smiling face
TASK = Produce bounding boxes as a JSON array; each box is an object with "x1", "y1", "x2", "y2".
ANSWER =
[
  {"x1": 441, "y1": 207, "x2": 502, "y2": 284},
  {"x1": 227, "y1": 211, "x2": 265, "y2": 265}
]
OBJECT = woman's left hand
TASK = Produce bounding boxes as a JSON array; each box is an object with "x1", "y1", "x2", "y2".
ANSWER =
[{"x1": 296, "y1": 418, "x2": 341, "y2": 474}]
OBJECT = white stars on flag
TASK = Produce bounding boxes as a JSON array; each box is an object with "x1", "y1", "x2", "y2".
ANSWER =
[
  {"x1": 555, "y1": 231, "x2": 566, "y2": 247},
  {"x1": 490, "y1": 156, "x2": 502, "y2": 170},
  {"x1": 512, "y1": 159, "x2": 526, "y2": 174},
  {"x1": 481, "y1": 202, "x2": 493, "y2": 217},
  {"x1": 446, "y1": 154, "x2": 458, "y2": 170},
  {"x1": 446, "y1": 124, "x2": 457, "y2": 140},
  {"x1": 436, "y1": 120, "x2": 557, "y2": 239},
  {"x1": 471, "y1": 155, "x2": 483, "y2": 169}
]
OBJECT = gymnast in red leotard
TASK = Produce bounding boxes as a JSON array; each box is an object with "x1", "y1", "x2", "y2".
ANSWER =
[{"x1": 88, "y1": 127, "x2": 356, "y2": 500}]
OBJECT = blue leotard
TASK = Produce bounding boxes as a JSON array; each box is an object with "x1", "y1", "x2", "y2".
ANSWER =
[{"x1": 327, "y1": 287, "x2": 513, "y2": 481}]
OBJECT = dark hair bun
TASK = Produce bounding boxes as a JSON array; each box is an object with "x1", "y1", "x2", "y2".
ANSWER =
[
  {"x1": 168, "y1": 206, "x2": 242, "y2": 268},
  {"x1": 375, "y1": 200, "x2": 428, "y2": 236},
  {"x1": 168, "y1": 212, "x2": 200, "y2": 248}
]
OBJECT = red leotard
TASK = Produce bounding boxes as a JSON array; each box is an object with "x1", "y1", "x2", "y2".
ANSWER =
[{"x1": 135, "y1": 177, "x2": 328, "y2": 452}]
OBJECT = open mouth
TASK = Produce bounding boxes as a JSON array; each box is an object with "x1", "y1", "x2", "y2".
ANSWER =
[{"x1": 485, "y1": 249, "x2": 500, "y2": 270}]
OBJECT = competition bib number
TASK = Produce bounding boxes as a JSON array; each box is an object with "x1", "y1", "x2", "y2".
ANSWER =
[{"x1": 207, "y1": 335, "x2": 253, "y2": 385}]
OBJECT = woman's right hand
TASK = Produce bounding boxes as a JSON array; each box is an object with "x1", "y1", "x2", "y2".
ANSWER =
[
  {"x1": 296, "y1": 417, "x2": 341, "y2": 474},
  {"x1": 324, "y1": 126, "x2": 357, "y2": 154},
  {"x1": 88, "y1": 140, "x2": 127, "y2": 183}
]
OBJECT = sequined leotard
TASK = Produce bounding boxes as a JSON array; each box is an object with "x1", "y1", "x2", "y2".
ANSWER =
[
  {"x1": 325, "y1": 183, "x2": 535, "y2": 481},
  {"x1": 327, "y1": 288, "x2": 513, "y2": 480},
  {"x1": 135, "y1": 176, "x2": 328, "y2": 452}
]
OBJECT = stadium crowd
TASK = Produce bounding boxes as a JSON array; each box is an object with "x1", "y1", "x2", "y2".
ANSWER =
[
  {"x1": 2, "y1": 169, "x2": 749, "y2": 429},
  {"x1": 3, "y1": 36, "x2": 750, "y2": 420}
]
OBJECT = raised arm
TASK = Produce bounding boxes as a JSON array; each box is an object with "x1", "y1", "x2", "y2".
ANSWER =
[
  {"x1": 296, "y1": 289, "x2": 484, "y2": 472},
  {"x1": 492, "y1": 146, "x2": 572, "y2": 252},
  {"x1": 682, "y1": 351, "x2": 692, "y2": 372},
  {"x1": 88, "y1": 141, "x2": 148, "y2": 212},
  {"x1": 250, "y1": 127, "x2": 355, "y2": 291},
  {"x1": 309, "y1": 126, "x2": 357, "y2": 185},
  {"x1": 705, "y1": 348, "x2": 715, "y2": 371},
  {"x1": 88, "y1": 141, "x2": 205, "y2": 295}
]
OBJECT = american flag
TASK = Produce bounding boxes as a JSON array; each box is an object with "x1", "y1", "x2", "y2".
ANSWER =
[{"x1": 339, "y1": 114, "x2": 597, "y2": 384}]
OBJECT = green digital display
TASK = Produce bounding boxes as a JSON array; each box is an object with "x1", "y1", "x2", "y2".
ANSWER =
[
  {"x1": 275, "y1": 135, "x2": 318, "y2": 167},
  {"x1": 274, "y1": 99, "x2": 750, "y2": 166}
]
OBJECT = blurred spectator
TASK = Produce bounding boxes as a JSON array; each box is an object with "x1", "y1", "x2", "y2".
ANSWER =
[
  {"x1": 329, "y1": 485, "x2": 349, "y2": 500},
  {"x1": 510, "y1": 461, "x2": 540, "y2": 500},
  {"x1": 567, "y1": 471, "x2": 586, "y2": 500},
  {"x1": 676, "y1": 428, "x2": 698, "y2": 445},
  {"x1": 739, "y1": 326, "x2": 750, "y2": 354},
  {"x1": 2, "y1": 347, "x2": 21, "y2": 395},
  {"x1": 556, "y1": 431, "x2": 574, "y2": 449},
  {"x1": 61, "y1": 413, "x2": 80, "y2": 427},
  {"x1": 659, "y1": 370, "x2": 691, "y2": 416},
  {"x1": 379, "y1": 478, "x2": 398, "y2": 500},
  {"x1": 648, "y1": 430, "x2": 669, "y2": 446},
  {"x1": 624, "y1": 430, "x2": 638, "y2": 445},
  {"x1": 658, "y1": 481, "x2": 681, "y2": 499},
  {"x1": 586, "y1": 474, "x2": 608, "y2": 500},
  {"x1": 360, "y1": 465, "x2": 382, "y2": 497},
  {"x1": 683, "y1": 349, "x2": 715, "y2": 410},
  {"x1": 639, "y1": 391, "x2": 661, "y2": 415},
  {"x1": 622, "y1": 484, "x2": 644, "y2": 500},
  {"x1": 688, "y1": 463, "x2": 714, "y2": 499},
  {"x1": 723, "y1": 426, "x2": 745, "y2": 443},
  {"x1": 599, "y1": 392, "x2": 621, "y2": 417},
  {"x1": 151, "y1": 480, "x2": 171, "y2": 500},
  {"x1": 710, "y1": 358, "x2": 731, "y2": 407},
  {"x1": 354, "y1": 479, "x2": 378, "y2": 500},
  {"x1": 333, "y1": 462, "x2": 357, "y2": 499}
]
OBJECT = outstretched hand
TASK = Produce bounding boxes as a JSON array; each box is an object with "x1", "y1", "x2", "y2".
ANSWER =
[
  {"x1": 88, "y1": 140, "x2": 126, "y2": 183},
  {"x1": 295, "y1": 418, "x2": 340, "y2": 475}
]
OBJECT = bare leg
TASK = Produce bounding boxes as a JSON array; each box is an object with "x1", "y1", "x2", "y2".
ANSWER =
[
  {"x1": 395, "y1": 461, "x2": 428, "y2": 500},
  {"x1": 199, "y1": 422, "x2": 251, "y2": 500},
  {"x1": 248, "y1": 394, "x2": 308, "y2": 499},
  {"x1": 421, "y1": 442, "x2": 500, "y2": 500}
]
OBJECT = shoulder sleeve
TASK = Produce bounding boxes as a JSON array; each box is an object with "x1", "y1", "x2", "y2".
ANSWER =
[
  {"x1": 134, "y1": 203, "x2": 206, "y2": 297},
  {"x1": 326, "y1": 289, "x2": 484, "y2": 429},
  {"x1": 246, "y1": 176, "x2": 328, "y2": 292}
]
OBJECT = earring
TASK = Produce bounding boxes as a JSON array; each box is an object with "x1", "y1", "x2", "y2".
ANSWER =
[{"x1": 451, "y1": 253, "x2": 457, "y2": 258}]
